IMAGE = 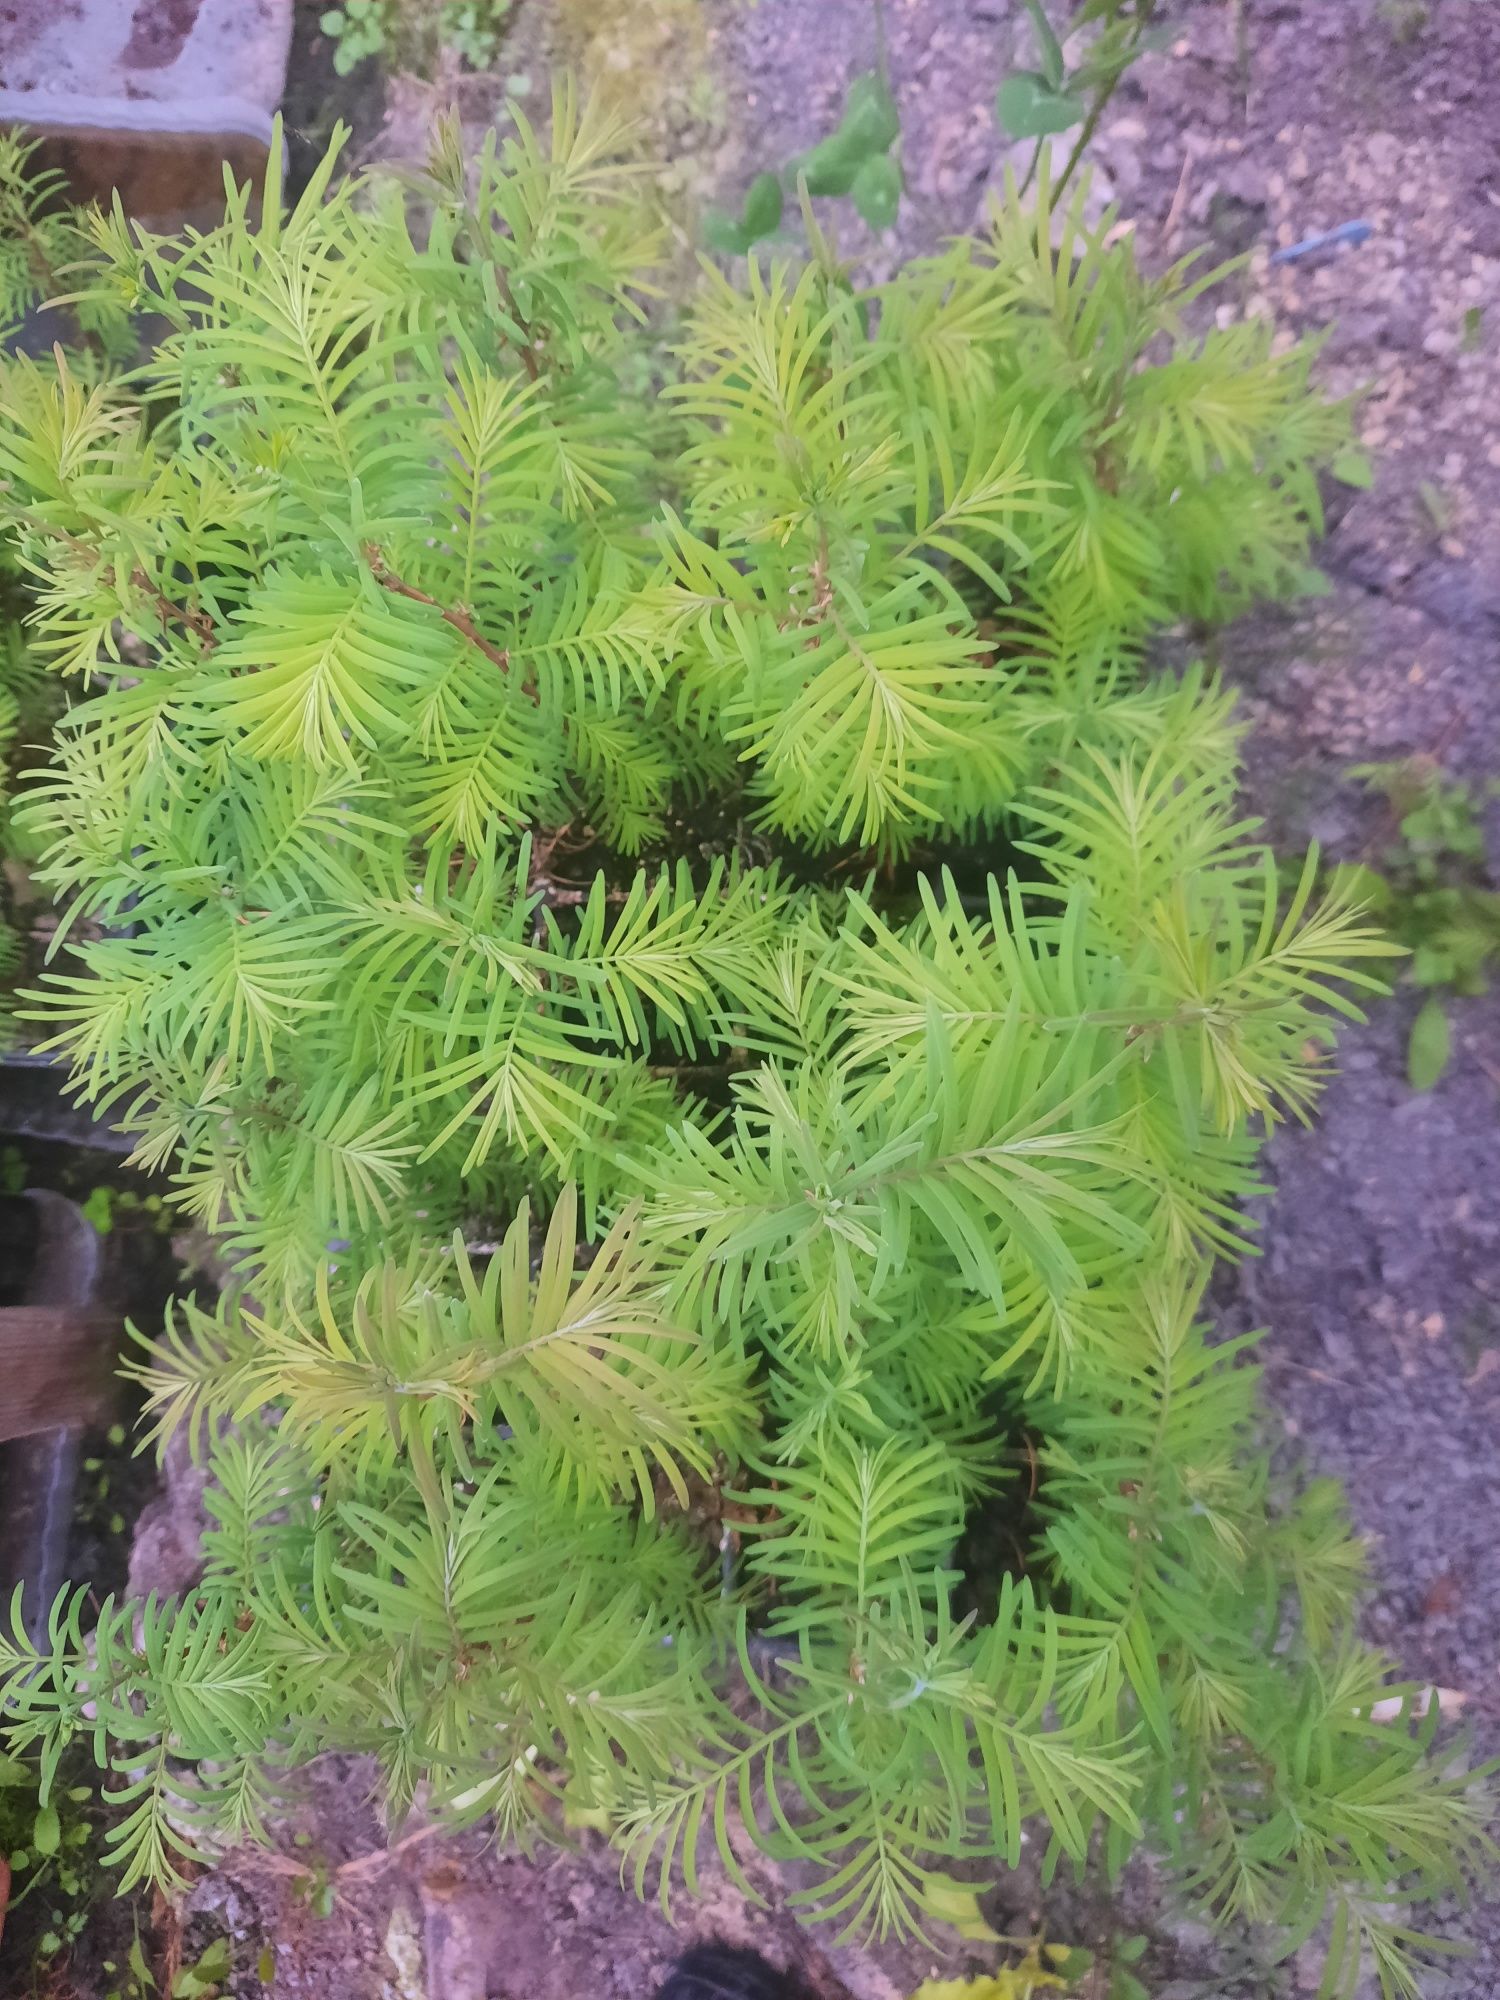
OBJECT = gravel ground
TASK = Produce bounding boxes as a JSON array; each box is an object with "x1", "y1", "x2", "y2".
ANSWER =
[{"x1": 112, "y1": 3, "x2": 1500, "y2": 1996}]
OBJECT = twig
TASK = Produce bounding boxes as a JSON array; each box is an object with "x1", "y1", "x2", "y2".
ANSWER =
[
  {"x1": 335, "y1": 1820, "x2": 450, "y2": 1883},
  {"x1": 1017, "y1": 135, "x2": 1047, "y2": 201},
  {"x1": 364, "y1": 545, "x2": 532, "y2": 698},
  {"x1": 231, "y1": 1819, "x2": 453, "y2": 1890},
  {"x1": 493, "y1": 263, "x2": 541, "y2": 384},
  {"x1": 1055, "y1": 0, "x2": 1157, "y2": 200},
  {"x1": 809, "y1": 523, "x2": 834, "y2": 620},
  {"x1": 0, "y1": 496, "x2": 217, "y2": 653},
  {"x1": 1056, "y1": 83, "x2": 1113, "y2": 199},
  {"x1": 151, "y1": 1885, "x2": 185, "y2": 1999},
  {"x1": 1162, "y1": 148, "x2": 1193, "y2": 246},
  {"x1": 129, "y1": 567, "x2": 218, "y2": 651}
]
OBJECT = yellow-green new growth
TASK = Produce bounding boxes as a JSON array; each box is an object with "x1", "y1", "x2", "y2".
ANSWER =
[{"x1": 0, "y1": 88, "x2": 1486, "y2": 1998}]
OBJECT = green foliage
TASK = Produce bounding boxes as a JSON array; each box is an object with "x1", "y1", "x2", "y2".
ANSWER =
[
  {"x1": 0, "y1": 90, "x2": 1488, "y2": 1996},
  {"x1": 0, "y1": 134, "x2": 102, "y2": 1041},
  {"x1": 0, "y1": 131, "x2": 134, "y2": 358},
  {"x1": 1344, "y1": 757, "x2": 1500, "y2": 1089},
  {"x1": 0, "y1": 132, "x2": 88, "y2": 337},
  {"x1": 172, "y1": 1937, "x2": 234, "y2": 2000},
  {"x1": 704, "y1": 171, "x2": 784, "y2": 257},
  {"x1": 319, "y1": 0, "x2": 511, "y2": 78},
  {"x1": 0, "y1": 659, "x2": 20, "y2": 1040},
  {"x1": 995, "y1": 70, "x2": 1085, "y2": 143}
]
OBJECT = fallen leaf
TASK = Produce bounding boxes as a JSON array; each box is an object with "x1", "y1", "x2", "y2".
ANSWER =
[
  {"x1": 1422, "y1": 1573, "x2": 1460, "y2": 1619},
  {"x1": 917, "y1": 1873, "x2": 1002, "y2": 1943},
  {"x1": 910, "y1": 1979, "x2": 1066, "y2": 2000},
  {"x1": 909, "y1": 1949, "x2": 1071, "y2": 2000},
  {"x1": 1368, "y1": 1685, "x2": 1468, "y2": 1724}
]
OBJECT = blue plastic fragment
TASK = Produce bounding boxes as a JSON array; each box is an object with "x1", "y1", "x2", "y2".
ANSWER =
[{"x1": 1270, "y1": 220, "x2": 1374, "y2": 266}]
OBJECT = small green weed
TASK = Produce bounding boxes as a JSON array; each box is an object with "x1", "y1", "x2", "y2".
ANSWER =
[
  {"x1": 707, "y1": 0, "x2": 1163, "y2": 252},
  {"x1": 0, "y1": 1749, "x2": 102, "y2": 1982},
  {"x1": 1346, "y1": 756, "x2": 1500, "y2": 1087},
  {"x1": 318, "y1": 0, "x2": 511, "y2": 78},
  {"x1": 105, "y1": 1930, "x2": 233, "y2": 2000},
  {"x1": 1377, "y1": 0, "x2": 1431, "y2": 45},
  {"x1": 78, "y1": 1184, "x2": 170, "y2": 1239},
  {"x1": 171, "y1": 1936, "x2": 235, "y2": 1998}
]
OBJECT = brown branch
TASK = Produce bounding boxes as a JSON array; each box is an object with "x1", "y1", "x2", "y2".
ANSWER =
[
  {"x1": 227, "y1": 1819, "x2": 453, "y2": 1889},
  {"x1": 364, "y1": 545, "x2": 533, "y2": 698},
  {"x1": 493, "y1": 263, "x2": 541, "y2": 383},
  {"x1": 335, "y1": 1821, "x2": 451, "y2": 1883},
  {"x1": 0, "y1": 496, "x2": 217, "y2": 654},
  {"x1": 810, "y1": 523, "x2": 834, "y2": 619},
  {"x1": 129, "y1": 566, "x2": 217, "y2": 651}
]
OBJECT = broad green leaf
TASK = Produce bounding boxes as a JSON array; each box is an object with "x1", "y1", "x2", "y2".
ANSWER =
[
  {"x1": 996, "y1": 70, "x2": 1085, "y2": 139},
  {"x1": 173, "y1": 1937, "x2": 232, "y2": 1998},
  {"x1": 704, "y1": 171, "x2": 784, "y2": 255},
  {"x1": 1023, "y1": 0, "x2": 1067, "y2": 89},
  {"x1": 795, "y1": 133, "x2": 864, "y2": 197},
  {"x1": 32, "y1": 1802, "x2": 60, "y2": 1854},
  {"x1": 852, "y1": 154, "x2": 903, "y2": 231},
  {"x1": 1329, "y1": 861, "x2": 1392, "y2": 913},
  {"x1": 915, "y1": 1874, "x2": 1002, "y2": 1942},
  {"x1": 1332, "y1": 447, "x2": 1374, "y2": 489},
  {"x1": 841, "y1": 71, "x2": 901, "y2": 154},
  {"x1": 1407, "y1": 993, "x2": 1451, "y2": 1089},
  {"x1": 793, "y1": 71, "x2": 899, "y2": 194},
  {"x1": 741, "y1": 169, "x2": 785, "y2": 238},
  {"x1": 702, "y1": 212, "x2": 753, "y2": 256},
  {"x1": 1411, "y1": 943, "x2": 1456, "y2": 986}
]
